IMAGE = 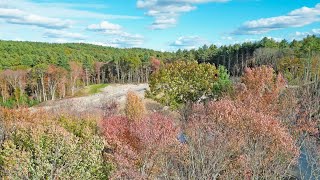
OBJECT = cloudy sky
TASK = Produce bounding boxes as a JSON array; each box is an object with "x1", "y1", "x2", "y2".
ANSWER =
[{"x1": 0, "y1": 0, "x2": 320, "y2": 51}]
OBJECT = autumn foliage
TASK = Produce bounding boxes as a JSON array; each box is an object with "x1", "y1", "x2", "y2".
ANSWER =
[
  {"x1": 236, "y1": 66, "x2": 287, "y2": 116},
  {"x1": 178, "y1": 100, "x2": 299, "y2": 179},
  {"x1": 150, "y1": 57, "x2": 161, "y2": 72},
  {"x1": 0, "y1": 64, "x2": 317, "y2": 179},
  {"x1": 100, "y1": 66, "x2": 304, "y2": 179}
]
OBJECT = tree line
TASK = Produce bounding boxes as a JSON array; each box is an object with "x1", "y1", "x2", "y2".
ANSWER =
[
  {"x1": 176, "y1": 35, "x2": 320, "y2": 79},
  {"x1": 0, "y1": 35, "x2": 319, "y2": 107}
]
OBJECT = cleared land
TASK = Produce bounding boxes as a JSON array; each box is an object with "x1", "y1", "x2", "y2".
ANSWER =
[{"x1": 33, "y1": 84, "x2": 148, "y2": 114}]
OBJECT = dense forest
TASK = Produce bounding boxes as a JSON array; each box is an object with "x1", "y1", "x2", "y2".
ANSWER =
[{"x1": 1, "y1": 35, "x2": 320, "y2": 78}]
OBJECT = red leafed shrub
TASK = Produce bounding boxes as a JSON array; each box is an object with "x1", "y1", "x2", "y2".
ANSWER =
[
  {"x1": 202, "y1": 100, "x2": 298, "y2": 155},
  {"x1": 100, "y1": 113, "x2": 179, "y2": 179},
  {"x1": 99, "y1": 115, "x2": 140, "y2": 178},
  {"x1": 100, "y1": 116, "x2": 132, "y2": 147},
  {"x1": 132, "y1": 113, "x2": 179, "y2": 151},
  {"x1": 172, "y1": 100, "x2": 299, "y2": 179}
]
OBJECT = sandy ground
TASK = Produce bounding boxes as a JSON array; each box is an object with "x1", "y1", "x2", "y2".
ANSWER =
[{"x1": 31, "y1": 84, "x2": 148, "y2": 114}]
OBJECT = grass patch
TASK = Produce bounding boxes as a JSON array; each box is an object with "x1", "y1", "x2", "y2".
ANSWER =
[
  {"x1": 88, "y1": 84, "x2": 108, "y2": 94},
  {"x1": 74, "y1": 84, "x2": 108, "y2": 97}
]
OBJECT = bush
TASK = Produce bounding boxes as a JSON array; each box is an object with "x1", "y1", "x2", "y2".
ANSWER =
[
  {"x1": 0, "y1": 95, "x2": 39, "y2": 108},
  {"x1": 58, "y1": 115, "x2": 98, "y2": 138},
  {"x1": 237, "y1": 66, "x2": 287, "y2": 117},
  {"x1": 0, "y1": 125, "x2": 110, "y2": 179}
]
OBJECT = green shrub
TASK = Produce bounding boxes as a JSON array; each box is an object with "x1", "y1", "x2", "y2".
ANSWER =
[
  {"x1": 58, "y1": 115, "x2": 98, "y2": 138},
  {"x1": 0, "y1": 109, "x2": 112, "y2": 179}
]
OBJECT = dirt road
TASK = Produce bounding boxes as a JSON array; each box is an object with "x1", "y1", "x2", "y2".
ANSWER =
[{"x1": 32, "y1": 84, "x2": 148, "y2": 114}]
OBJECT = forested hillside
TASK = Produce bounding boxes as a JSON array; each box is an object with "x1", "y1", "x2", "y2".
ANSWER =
[
  {"x1": 0, "y1": 41, "x2": 175, "y2": 70},
  {"x1": 0, "y1": 36, "x2": 319, "y2": 107}
]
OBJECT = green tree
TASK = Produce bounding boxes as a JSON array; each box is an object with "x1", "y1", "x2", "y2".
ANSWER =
[{"x1": 148, "y1": 61, "x2": 219, "y2": 108}]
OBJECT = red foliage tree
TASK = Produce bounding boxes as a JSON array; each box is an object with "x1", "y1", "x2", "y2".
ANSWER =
[
  {"x1": 237, "y1": 66, "x2": 287, "y2": 116},
  {"x1": 237, "y1": 66, "x2": 318, "y2": 136},
  {"x1": 150, "y1": 57, "x2": 161, "y2": 72},
  {"x1": 100, "y1": 113, "x2": 179, "y2": 179}
]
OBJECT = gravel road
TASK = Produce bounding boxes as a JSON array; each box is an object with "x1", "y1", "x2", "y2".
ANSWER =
[{"x1": 32, "y1": 84, "x2": 148, "y2": 114}]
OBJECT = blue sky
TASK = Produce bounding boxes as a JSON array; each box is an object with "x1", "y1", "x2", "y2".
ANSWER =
[{"x1": 0, "y1": 0, "x2": 320, "y2": 51}]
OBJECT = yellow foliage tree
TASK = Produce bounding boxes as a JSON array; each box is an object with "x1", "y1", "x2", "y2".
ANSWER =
[{"x1": 125, "y1": 92, "x2": 145, "y2": 121}]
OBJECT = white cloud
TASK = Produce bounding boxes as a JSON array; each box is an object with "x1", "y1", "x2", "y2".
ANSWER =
[
  {"x1": 295, "y1": 28, "x2": 320, "y2": 37},
  {"x1": 233, "y1": 3, "x2": 320, "y2": 35},
  {"x1": 0, "y1": 7, "x2": 72, "y2": 29},
  {"x1": 0, "y1": 0, "x2": 142, "y2": 31},
  {"x1": 170, "y1": 35, "x2": 208, "y2": 49},
  {"x1": 88, "y1": 41, "x2": 120, "y2": 48},
  {"x1": 111, "y1": 37, "x2": 144, "y2": 47},
  {"x1": 137, "y1": 0, "x2": 229, "y2": 29},
  {"x1": 87, "y1": 21, "x2": 144, "y2": 48},
  {"x1": 0, "y1": 1, "x2": 145, "y2": 48},
  {"x1": 0, "y1": 8, "x2": 24, "y2": 18},
  {"x1": 87, "y1": 21, "x2": 123, "y2": 36},
  {"x1": 88, "y1": 35, "x2": 144, "y2": 48},
  {"x1": 222, "y1": 36, "x2": 233, "y2": 40},
  {"x1": 43, "y1": 30, "x2": 86, "y2": 40}
]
